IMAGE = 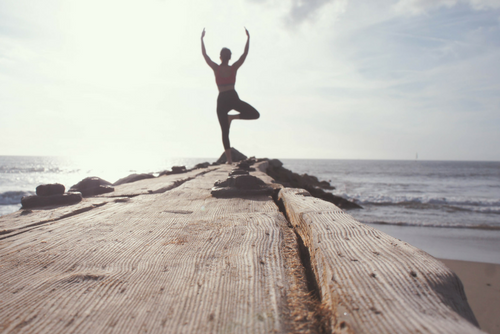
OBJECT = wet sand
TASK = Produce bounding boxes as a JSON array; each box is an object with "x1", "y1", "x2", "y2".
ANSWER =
[{"x1": 440, "y1": 259, "x2": 500, "y2": 334}]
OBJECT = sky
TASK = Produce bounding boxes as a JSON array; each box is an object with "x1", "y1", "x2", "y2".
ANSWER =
[{"x1": 1, "y1": 0, "x2": 499, "y2": 161}]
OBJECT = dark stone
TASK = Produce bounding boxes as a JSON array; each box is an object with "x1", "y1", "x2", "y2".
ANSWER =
[
  {"x1": 211, "y1": 174, "x2": 273, "y2": 198},
  {"x1": 171, "y1": 166, "x2": 187, "y2": 174},
  {"x1": 21, "y1": 192, "x2": 83, "y2": 208},
  {"x1": 69, "y1": 177, "x2": 114, "y2": 197},
  {"x1": 235, "y1": 160, "x2": 254, "y2": 170},
  {"x1": 36, "y1": 183, "x2": 65, "y2": 196},
  {"x1": 214, "y1": 175, "x2": 266, "y2": 189},
  {"x1": 195, "y1": 162, "x2": 210, "y2": 169},
  {"x1": 158, "y1": 165, "x2": 188, "y2": 177},
  {"x1": 229, "y1": 169, "x2": 249, "y2": 176},
  {"x1": 113, "y1": 173, "x2": 155, "y2": 186},
  {"x1": 265, "y1": 163, "x2": 362, "y2": 210},
  {"x1": 233, "y1": 175, "x2": 266, "y2": 189},
  {"x1": 269, "y1": 159, "x2": 283, "y2": 168},
  {"x1": 216, "y1": 148, "x2": 247, "y2": 164}
]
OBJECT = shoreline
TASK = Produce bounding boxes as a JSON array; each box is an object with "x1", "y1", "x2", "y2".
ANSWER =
[
  {"x1": 365, "y1": 223, "x2": 500, "y2": 265},
  {"x1": 439, "y1": 259, "x2": 500, "y2": 334}
]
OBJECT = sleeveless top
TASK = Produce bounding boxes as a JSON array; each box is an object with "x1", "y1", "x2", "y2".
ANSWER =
[{"x1": 215, "y1": 66, "x2": 236, "y2": 86}]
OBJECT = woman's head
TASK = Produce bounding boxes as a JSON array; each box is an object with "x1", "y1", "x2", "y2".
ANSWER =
[{"x1": 220, "y1": 48, "x2": 232, "y2": 62}]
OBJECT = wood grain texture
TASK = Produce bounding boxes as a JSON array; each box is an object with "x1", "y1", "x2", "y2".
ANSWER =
[
  {"x1": 0, "y1": 169, "x2": 213, "y2": 239},
  {"x1": 278, "y1": 187, "x2": 484, "y2": 334},
  {"x1": 0, "y1": 166, "x2": 307, "y2": 333},
  {"x1": 98, "y1": 167, "x2": 217, "y2": 197}
]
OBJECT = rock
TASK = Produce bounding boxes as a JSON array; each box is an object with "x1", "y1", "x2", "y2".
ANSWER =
[
  {"x1": 195, "y1": 162, "x2": 210, "y2": 169},
  {"x1": 229, "y1": 169, "x2": 249, "y2": 176},
  {"x1": 171, "y1": 166, "x2": 187, "y2": 174},
  {"x1": 235, "y1": 160, "x2": 255, "y2": 171},
  {"x1": 269, "y1": 159, "x2": 283, "y2": 168},
  {"x1": 113, "y1": 173, "x2": 155, "y2": 186},
  {"x1": 211, "y1": 174, "x2": 273, "y2": 198},
  {"x1": 214, "y1": 175, "x2": 266, "y2": 189},
  {"x1": 21, "y1": 192, "x2": 82, "y2": 208},
  {"x1": 36, "y1": 183, "x2": 65, "y2": 196},
  {"x1": 69, "y1": 177, "x2": 114, "y2": 197},
  {"x1": 216, "y1": 148, "x2": 247, "y2": 164},
  {"x1": 265, "y1": 163, "x2": 362, "y2": 210},
  {"x1": 159, "y1": 166, "x2": 188, "y2": 177}
]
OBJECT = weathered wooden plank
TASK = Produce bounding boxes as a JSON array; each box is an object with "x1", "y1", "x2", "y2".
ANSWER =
[
  {"x1": 0, "y1": 197, "x2": 115, "y2": 239},
  {"x1": 0, "y1": 166, "x2": 310, "y2": 333},
  {"x1": 278, "y1": 187, "x2": 484, "y2": 334},
  {"x1": 0, "y1": 168, "x2": 215, "y2": 239},
  {"x1": 99, "y1": 167, "x2": 218, "y2": 198}
]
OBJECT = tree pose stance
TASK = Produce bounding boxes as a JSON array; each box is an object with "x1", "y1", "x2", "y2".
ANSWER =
[{"x1": 201, "y1": 28, "x2": 260, "y2": 164}]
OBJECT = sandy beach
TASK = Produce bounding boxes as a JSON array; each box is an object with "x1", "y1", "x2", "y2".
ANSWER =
[{"x1": 440, "y1": 259, "x2": 500, "y2": 334}]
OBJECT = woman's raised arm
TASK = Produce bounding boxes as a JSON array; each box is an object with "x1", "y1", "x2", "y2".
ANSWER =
[
  {"x1": 201, "y1": 28, "x2": 218, "y2": 70},
  {"x1": 233, "y1": 28, "x2": 249, "y2": 70}
]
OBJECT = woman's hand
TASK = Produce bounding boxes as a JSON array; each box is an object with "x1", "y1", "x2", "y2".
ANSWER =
[{"x1": 201, "y1": 28, "x2": 206, "y2": 39}]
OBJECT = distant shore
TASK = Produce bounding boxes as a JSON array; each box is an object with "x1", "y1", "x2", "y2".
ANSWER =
[{"x1": 440, "y1": 259, "x2": 500, "y2": 334}]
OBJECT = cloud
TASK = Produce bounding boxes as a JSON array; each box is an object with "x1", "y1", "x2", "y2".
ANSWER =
[
  {"x1": 394, "y1": 0, "x2": 500, "y2": 15},
  {"x1": 285, "y1": 0, "x2": 334, "y2": 25},
  {"x1": 250, "y1": 0, "x2": 347, "y2": 27}
]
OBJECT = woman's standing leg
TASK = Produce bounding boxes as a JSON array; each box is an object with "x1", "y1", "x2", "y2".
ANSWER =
[{"x1": 217, "y1": 93, "x2": 232, "y2": 163}]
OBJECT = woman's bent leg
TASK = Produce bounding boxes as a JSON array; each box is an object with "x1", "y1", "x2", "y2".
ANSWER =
[{"x1": 234, "y1": 99, "x2": 260, "y2": 120}]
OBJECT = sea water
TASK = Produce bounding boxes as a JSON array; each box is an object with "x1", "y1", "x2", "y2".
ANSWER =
[{"x1": 280, "y1": 159, "x2": 500, "y2": 230}]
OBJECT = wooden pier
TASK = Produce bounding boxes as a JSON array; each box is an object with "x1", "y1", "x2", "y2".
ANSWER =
[{"x1": 0, "y1": 162, "x2": 484, "y2": 333}]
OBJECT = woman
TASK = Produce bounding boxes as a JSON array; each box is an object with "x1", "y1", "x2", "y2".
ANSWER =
[{"x1": 201, "y1": 28, "x2": 260, "y2": 164}]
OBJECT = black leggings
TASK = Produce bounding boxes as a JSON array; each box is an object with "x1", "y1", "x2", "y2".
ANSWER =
[{"x1": 217, "y1": 90, "x2": 259, "y2": 150}]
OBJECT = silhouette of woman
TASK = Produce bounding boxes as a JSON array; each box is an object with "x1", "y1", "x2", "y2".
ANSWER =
[{"x1": 201, "y1": 28, "x2": 260, "y2": 164}]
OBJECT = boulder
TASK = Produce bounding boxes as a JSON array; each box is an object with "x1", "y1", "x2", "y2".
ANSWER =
[
  {"x1": 269, "y1": 159, "x2": 283, "y2": 168},
  {"x1": 195, "y1": 162, "x2": 210, "y2": 169},
  {"x1": 159, "y1": 166, "x2": 188, "y2": 177},
  {"x1": 216, "y1": 148, "x2": 247, "y2": 164},
  {"x1": 36, "y1": 183, "x2": 65, "y2": 196},
  {"x1": 265, "y1": 163, "x2": 362, "y2": 209},
  {"x1": 211, "y1": 174, "x2": 273, "y2": 198},
  {"x1": 171, "y1": 166, "x2": 187, "y2": 174},
  {"x1": 235, "y1": 160, "x2": 255, "y2": 171},
  {"x1": 21, "y1": 192, "x2": 82, "y2": 208},
  {"x1": 113, "y1": 173, "x2": 155, "y2": 186},
  {"x1": 229, "y1": 169, "x2": 249, "y2": 176},
  {"x1": 214, "y1": 175, "x2": 266, "y2": 189},
  {"x1": 69, "y1": 177, "x2": 114, "y2": 197}
]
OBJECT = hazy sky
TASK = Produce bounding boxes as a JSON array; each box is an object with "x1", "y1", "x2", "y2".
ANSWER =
[{"x1": 1, "y1": 0, "x2": 499, "y2": 161}]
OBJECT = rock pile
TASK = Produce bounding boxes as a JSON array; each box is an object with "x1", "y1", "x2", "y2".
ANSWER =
[
  {"x1": 21, "y1": 183, "x2": 82, "y2": 209},
  {"x1": 36, "y1": 183, "x2": 65, "y2": 196},
  {"x1": 211, "y1": 159, "x2": 274, "y2": 198},
  {"x1": 69, "y1": 177, "x2": 114, "y2": 197},
  {"x1": 265, "y1": 159, "x2": 362, "y2": 209}
]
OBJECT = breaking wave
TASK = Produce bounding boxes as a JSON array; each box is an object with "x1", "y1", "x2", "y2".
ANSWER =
[
  {"x1": 342, "y1": 193, "x2": 500, "y2": 214},
  {"x1": 0, "y1": 191, "x2": 34, "y2": 205}
]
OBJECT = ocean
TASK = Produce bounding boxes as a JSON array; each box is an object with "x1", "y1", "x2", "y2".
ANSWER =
[
  {"x1": 1, "y1": 156, "x2": 499, "y2": 263},
  {"x1": 280, "y1": 159, "x2": 500, "y2": 230}
]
